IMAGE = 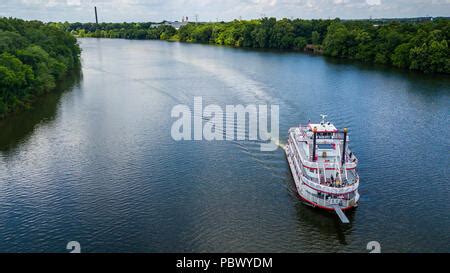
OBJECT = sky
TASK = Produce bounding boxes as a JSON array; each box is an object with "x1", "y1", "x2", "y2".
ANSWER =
[{"x1": 0, "y1": 0, "x2": 449, "y2": 23}]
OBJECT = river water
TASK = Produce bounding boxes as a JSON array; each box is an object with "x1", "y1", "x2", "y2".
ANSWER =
[{"x1": 0, "y1": 38, "x2": 449, "y2": 252}]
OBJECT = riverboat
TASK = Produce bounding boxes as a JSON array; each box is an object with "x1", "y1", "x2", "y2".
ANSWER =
[{"x1": 285, "y1": 115, "x2": 359, "y2": 223}]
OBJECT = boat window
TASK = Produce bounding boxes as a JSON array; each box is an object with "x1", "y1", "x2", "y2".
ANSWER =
[{"x1": 317, "y1": 144, "x2": 334, "y2": 149}]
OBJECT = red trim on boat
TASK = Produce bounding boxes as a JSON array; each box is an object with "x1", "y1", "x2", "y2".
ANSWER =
[{"x1": 308, "y1": 124, "x2": 338, "y2": 133}]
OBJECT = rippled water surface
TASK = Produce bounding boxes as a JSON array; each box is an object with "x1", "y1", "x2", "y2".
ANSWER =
[{"x1": 0, "y1": 38, "x2": 449, "y2": 252}]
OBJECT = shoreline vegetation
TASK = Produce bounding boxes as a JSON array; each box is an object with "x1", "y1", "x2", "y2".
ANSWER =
[
  {"x1": 0, "y1": 18, "x2": 81, "y2": 119},
  {"x1": 0, "y1": 17, "x2": 448, "y2": 118},
  {"x1": 65, "y1": 17, "x2": 449, "y2": 74}
]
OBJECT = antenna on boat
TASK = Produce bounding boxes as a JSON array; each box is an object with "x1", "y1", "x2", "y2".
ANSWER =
[{"x1": 320, "y1": 114, "x2": 327, "y2": 123}]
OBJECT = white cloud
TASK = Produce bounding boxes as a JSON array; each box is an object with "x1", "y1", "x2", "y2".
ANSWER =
[
  {"x1": 67, "y1": 0, "x2": 81, "y2": 6},
  {"x1": 1, "y1": 0, "x2": 449, "y2": 22},
  {"x1": 366, "y1": 0, "x2": 381, "y2": 6}
]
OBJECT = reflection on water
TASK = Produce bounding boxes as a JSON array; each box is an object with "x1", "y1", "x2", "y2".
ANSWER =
[
  {"x1": 0, "y1": 67, "x2": 82, "y2": 154},
  {"x1": 287, "y1": 176, "x2": 356, "y2": 250},
  {"x1": 0, "y1": 39, "x2": 448, "y2": 253}
]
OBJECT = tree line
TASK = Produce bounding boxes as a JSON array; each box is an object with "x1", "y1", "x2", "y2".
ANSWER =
[
  {"x1": 67, "y1": 18, "x2": 449, "y2": 74},
  {"x1": 0, "y1": 18, "x2": 81, "y2": 118},
  {"x1": 65, "y1": 21, "x2": 176, "y2": 40}
]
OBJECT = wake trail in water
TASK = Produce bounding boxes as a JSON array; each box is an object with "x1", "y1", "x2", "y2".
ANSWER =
[
  {"x1": 88, "y1": 57, "x2": 288, "y2": 178},
  {"x1": 173, "y1": 56, "x2": 290, "y2": 176},
  {"x1": 84, "y1": 66, "x2": 188, "y2": 104},
  {"x1": 173, "y1": 56, "x2": 276, "y2": 104}
]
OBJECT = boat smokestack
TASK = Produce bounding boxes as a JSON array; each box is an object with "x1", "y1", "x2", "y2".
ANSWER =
[
  {"x1": 312, "y1": 127, "x2": 317, "y2": 161},
  {"x1": 94, "y1": 6, "x2": 98, "y2": 24},
  {"x1": 342, "y1": 128, "x2": 348, "y2": 166}
]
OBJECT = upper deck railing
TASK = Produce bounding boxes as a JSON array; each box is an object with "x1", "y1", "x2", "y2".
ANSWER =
[
  {"x1": 286, "y1": 139, "x2": 359, "y2": 194},
  {"x1": 289, "y1": 129, "x2": 358, "y2": 170}
]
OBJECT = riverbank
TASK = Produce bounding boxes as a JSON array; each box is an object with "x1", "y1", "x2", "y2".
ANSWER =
[
  {"x1": 65, "y1": 18, "x2": 449, "y2": 74},
  {"x1": 0, "y1": 18, "x2": 81, "y2": 119}
]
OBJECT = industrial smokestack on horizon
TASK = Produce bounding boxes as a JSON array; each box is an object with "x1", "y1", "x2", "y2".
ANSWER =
[{"x1": 94, "y1": 6, "x2": 98, "y2": 24}]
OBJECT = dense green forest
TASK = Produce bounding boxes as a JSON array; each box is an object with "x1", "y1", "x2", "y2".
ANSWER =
[
  {"x1": 67, "y1": 18, "x2": 450, "y2": 74},
  {"x1": 0, "y1": 18, "x2": 80, "y2": 118}
]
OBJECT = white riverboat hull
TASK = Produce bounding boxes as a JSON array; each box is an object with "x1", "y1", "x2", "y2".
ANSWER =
[{"x1": 285, "y1": 143, "x2": 359, "y2": 212}]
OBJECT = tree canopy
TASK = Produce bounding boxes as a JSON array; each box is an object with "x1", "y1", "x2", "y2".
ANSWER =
[
  {"x1": 65, "y1": 18, "x2": 449, "y2": 74},
  {"x1": 0, "y1": 17, "x2": 80, "y2": 118}
]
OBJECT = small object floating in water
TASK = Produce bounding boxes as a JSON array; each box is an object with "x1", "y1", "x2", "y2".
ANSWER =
[{"x1": 284, "y1": 114, "x2": 359, "y2": 223}]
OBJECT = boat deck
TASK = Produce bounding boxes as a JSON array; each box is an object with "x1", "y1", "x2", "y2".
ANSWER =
[{"x1": 287, "y1": 126, "x2": 359, "y2": 188}]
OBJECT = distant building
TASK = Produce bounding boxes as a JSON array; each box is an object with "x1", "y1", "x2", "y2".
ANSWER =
[
  {"x1": 151, "y1": 20, "x2": 188, "y2": 30},
  {"x1": 167, "y1": 21, "x2": 188, "y2": 29}
]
